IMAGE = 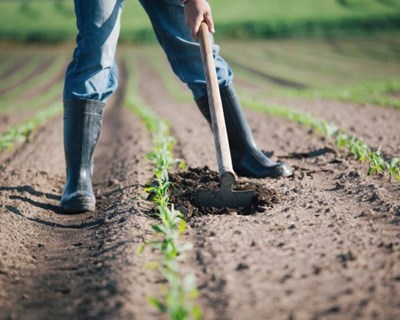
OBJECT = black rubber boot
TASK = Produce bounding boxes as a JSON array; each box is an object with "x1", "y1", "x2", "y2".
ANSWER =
[
  {"x1": 61, "y1": 99, "x2": 104, "y2": 213},
  {"x1": 195, "y1": 85, "x2": 292, "y2": 178}
]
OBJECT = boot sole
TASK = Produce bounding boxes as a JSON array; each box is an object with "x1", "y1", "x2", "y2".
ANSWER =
[
  {"x1": 61, "y1": 197, "x2": 95, "y2": 214},
  {"x1": 235, "y1": 163, "x2": 293, "y2": 178}
]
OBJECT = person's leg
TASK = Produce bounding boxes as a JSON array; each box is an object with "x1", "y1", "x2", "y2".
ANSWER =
[
  {"x1": 61, "y1": 0, "x2": 123, "y2": 213},
  {"x1": 138, "y1": 0, "x2": 232, "y2": 100},
  {"x1": 139, "y1": 0, "x2": 292, "y2": 178}
]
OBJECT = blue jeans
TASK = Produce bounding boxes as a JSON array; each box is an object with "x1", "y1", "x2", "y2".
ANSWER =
[{"x1": 64, "y1": 0, "x2": 233, "y2": 102}]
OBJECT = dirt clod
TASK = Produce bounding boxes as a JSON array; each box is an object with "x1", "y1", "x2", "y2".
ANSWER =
[{"x1": 169, "y1": 166, "x2": 281, "y2": 216}]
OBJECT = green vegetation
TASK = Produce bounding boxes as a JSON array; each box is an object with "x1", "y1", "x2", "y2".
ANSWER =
[
  {"x1": 245, "y1": 99, "x2": 400, "y2": 185},
  {"x1": 0, "y1": 55, "x2": 66, "y2": 110},
  {"x1": 0, "y1": 0, "x2": 400, "y2": 43},
  {"x1": 124, "y1": 54, "x2": 200, "y2": 320},
  {"x1": 133, "y1": 102, "x2": 200, "y2": 319},
  {"x1": 0, "y1": 56, "x2": 40, "y2": 89},
  {"x1": 222, "y1": 34, "x2": 400, "y2": 108},
  {"x1": 130, "y1": 45, "x2": 400, "y2": 185},
  {"x1": 0, "y1": 104, "x2": 61, "y2": 152},
  {"x1": 301, "y1": 80, "x2": 400, "y2": 109}
]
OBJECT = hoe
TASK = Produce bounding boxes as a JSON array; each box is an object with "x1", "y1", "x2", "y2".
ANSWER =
[{"x1": 195, "y1": 22, "x2": 256, "y2": 209}]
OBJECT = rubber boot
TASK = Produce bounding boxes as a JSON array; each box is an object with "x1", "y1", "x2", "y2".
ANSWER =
[
  {"x1": 195, "y1": 85, "x2": 292, "y2": 178},
  {"x1": 60, "y1": 99, "x2": 104, "y2": 213}
]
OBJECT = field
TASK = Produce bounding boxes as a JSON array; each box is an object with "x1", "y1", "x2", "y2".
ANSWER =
[
  {"x1": 1, "y1": 30, "x2": 400, "y2": 319},
  {"x1": 1, "y1": 0, "x2": 400, "y2": 42},
  {"x1": 1, "y1": 0, "x2": 400, "y2": 318}
]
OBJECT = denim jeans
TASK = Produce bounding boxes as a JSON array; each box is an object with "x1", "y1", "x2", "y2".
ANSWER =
[{"x1": 64, "y1": 0, "x2": 233, "y2": 102}]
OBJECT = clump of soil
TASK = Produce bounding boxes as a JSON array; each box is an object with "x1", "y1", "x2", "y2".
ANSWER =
[{"x1": 169, "y1": 166, "x2": 281, "y2": 216}]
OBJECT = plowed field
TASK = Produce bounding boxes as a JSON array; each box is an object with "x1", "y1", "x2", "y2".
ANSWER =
[{"x1": 1, "y1": 38, "x2": 399, "y2": 320}]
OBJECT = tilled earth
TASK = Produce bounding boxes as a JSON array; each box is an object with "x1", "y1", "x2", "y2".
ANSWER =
[{"x1": 1, "y1": 56, "x2": 400, "y2": 320}]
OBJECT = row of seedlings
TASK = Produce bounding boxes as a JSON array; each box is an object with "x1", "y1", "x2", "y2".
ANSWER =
[
  {"x1": 245, "y1": 99, "x2": 400, "y2": 185},
  {"x1": 123, "y1": 54, "x2": 202, "y2": 320},
  {"x1": 0, "y1": 103, "x2": 61, "y2": 152},
  {"x1": 0, "y1": 52, "x2": 68, "y2": 152},
  {"x1": 140, "y1": 50, "x2": 400, "y2": 185}
]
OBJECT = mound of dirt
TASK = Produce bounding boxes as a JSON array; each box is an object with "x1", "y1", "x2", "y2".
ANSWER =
[{"x1": 169, "y1": 166, "x2": 282, "y2": 216}]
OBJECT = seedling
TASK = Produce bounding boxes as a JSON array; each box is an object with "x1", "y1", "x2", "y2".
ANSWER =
[
  {"x1": 125, "y1": 57, "x2": 200, "y2": 320},
  {"x1": 244, "y1": 99, "x2": 400, "y2": 186},
  {"x1": 386, "y1": 158, "x2": 400, "y2": 182},
  {"x1": 368, "y1": 150, "x2": 385, "y2": 175},
  {"x1": 0, "y1": 104, "x2": 61, "y2": 153}
]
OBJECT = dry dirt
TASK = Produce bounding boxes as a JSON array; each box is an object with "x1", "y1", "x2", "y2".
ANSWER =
[{"x1": 0, "y1": 55, "x2": 400, "y2": 320}]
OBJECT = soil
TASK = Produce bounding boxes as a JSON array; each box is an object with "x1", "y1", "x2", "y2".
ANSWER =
[
  {"x1": 0, "y1": 56, "x2": 66, "y2": 134},
  {"x1": 0, "y1": 51, "x2": 399, "y2": 320},
  {"x1": 0, "y1": 58, "x2": 55, "y2": 95},
  {"x1": 169, "y1": 167, "x2": 281, "y2": 216},
  {"x1": 266, "y1": 96, "x2": 400, "y2": 158}
]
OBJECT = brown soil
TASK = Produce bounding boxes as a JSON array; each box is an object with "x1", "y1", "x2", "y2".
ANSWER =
[
  {"x1": 266, "y1": 96, "x2": 400, "y2": 158},
  {"x1": 0, "y1": 69, "x2": 163, "y2": 319},
  {"x1": 169, "y1": 167, "x2": 281, "y2": 216},
  {"x1": 0, "y1": 57, "x2": 65, "y2": 134},
  {"x1": 138, "y1": 58, "x2": 400, "y2": 320},
  {"x1": 0, "y1": 58, "x2": 54, "y2": 95},
  {"x1": 0, "y1": 55, "x2": 34, "y2": 81},
  {"x1": 0, "y1": 52, "x2": 399, "y2": 320}
]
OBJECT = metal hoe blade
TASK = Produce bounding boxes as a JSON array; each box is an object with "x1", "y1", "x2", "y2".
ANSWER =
[{"x1": 195, "y1": 172, "x2": 255, "y2": 208}]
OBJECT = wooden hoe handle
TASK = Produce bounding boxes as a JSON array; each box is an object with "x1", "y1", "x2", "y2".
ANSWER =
[{"x1": 198, "y1": 22, "x2": 235, "y2": 183}]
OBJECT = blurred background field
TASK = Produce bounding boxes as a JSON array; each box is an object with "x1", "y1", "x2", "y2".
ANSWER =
[
  {"x1": 0, "y1": 0, "x2": 399, "y2": 43},
  {"x1": 0, "y1": 0, "x2": 400, "y2": 118}
]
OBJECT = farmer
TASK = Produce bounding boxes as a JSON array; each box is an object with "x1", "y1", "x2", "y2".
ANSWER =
[{"x1": 61, "y1": 0, "x2": 292, "y2": 213}]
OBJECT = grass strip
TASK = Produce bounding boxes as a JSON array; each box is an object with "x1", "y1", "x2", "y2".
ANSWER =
[
  {"x1": 124, "y1": 55, "x2": 201, "y2": 320},
  {"x1": 0, "y1": 103, "x2": 61, "y2": 152},
  {"x1": 245, "y1": 99, "x2": 400, "y2": 185}
]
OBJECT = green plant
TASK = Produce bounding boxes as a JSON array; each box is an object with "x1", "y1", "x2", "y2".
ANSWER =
[
  {"x1": 1, "y1": 0, "x2": 400, "y2": 43},
  {"x1": 244, "y1": 99, "x2": 400, "y2": 186},
  {"x1": 124, "y1": 55, "x2": 200, "y2": 319},
  {"x1": 385, "y1": 158, "x2": 400, "y2": 181},
  {"x1": 367, "y1": 149, "x2": 385, "y2": 175},
  {"x1": 348, "y1": 136, "x2": 369, "y2": 161},
  {"x1": 146, "y1": 206, "x2": 201, "y2": 320},
  {"x1": 0, "y1": 104, "x2": 61, "y2": 152},
  {"x1": 0, "y1": 54, "x2": 66, "y2": 108}
]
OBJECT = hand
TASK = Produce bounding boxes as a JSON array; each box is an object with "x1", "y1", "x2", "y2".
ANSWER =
[{"x1": 184, "y1": 0, "x2": 215, "y2": 41}]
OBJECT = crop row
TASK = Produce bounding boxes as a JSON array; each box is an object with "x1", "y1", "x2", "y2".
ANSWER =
[
  {"x1": 141, "y1": 49, "x2": 400, "y2": 186},
  {"x1": 0, "y1": 103, "x2": 61, "y2": 152},
  {"x1": 245, "y1": 99, "x2": 400, "y2": 185},
  {"x1": 223, "y1": 36, "x2": 400, "y2": 108},
  {"x1": 0, "y1": 55, "x2": 65, "y2": 107},
  {"x1": 0, "y1": 50, "x2": 68, "y2": 119},
  {"x1": 0, "y1": 55, "x2": 40, "y2": 91},
  {"x1": 123, "y1": 54, "x2": 201, "y2": 320},
  {"x1": 0, "y1": 50, "x2": 201, "y2": 318},
  {"x1": 0, "y1": 50, "x2": 67, "y2": 154}
]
